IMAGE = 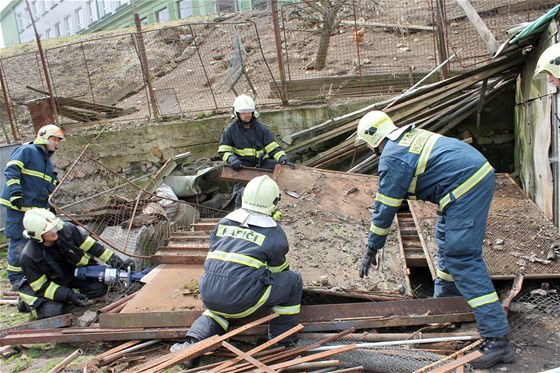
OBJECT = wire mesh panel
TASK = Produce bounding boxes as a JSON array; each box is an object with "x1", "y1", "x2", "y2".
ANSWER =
[
  {"x1": 279, "y1": 0, "x2": 439, "y2": 102},
  {"x1": 410, "y1": 174, "x2": 560, "y2": 279},
  {"x1": 139, "y1": 21, "x2": 281, "y2": 117},
  {"x1": 299, "y1": 339, "x2": 447, "y2": 373},
  {"x1": 509, "y1": 286, "x2": 560, "y2": 346},
  {"x1": 49, "y1": 147, "x2": 228, "y2": 268},
  {"x1": 443, "y1": 0, "x2": 558, "y2": 69},
  {"x1": 45, "y1": 33, "x2": 152, "y2": 125}
]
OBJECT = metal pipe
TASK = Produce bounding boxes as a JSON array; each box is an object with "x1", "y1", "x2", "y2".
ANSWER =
[
  {"x1": 101, "y1": 339, "x2": 160, "y2": 365},
  {"x1": 384, "y1": 49, "x2": 461, "y2": 111},
  {"x1": 47, "y1": 349, "x2": 83, "y2": 373},
  {"x1": 282, "y1": 360, "x2": 339, "y2": 371},
  {"x1": 310, "y1": 336, "x2": 476, "y2": 352},
  {"x1": 300, "y1": 332, "x2": 480, "y2": 342},
  {"x1": 98, "y1": 291, "x2": 139, "y2": 313}
]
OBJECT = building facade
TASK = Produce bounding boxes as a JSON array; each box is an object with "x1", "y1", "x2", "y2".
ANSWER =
[{"x1": 0, "y1": 0, "x2": 257, "y2": 47}]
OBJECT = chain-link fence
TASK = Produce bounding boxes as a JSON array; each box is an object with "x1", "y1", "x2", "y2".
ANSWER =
[{"x1": 0, "y1": 0, "x2": 556, "y2": 143}]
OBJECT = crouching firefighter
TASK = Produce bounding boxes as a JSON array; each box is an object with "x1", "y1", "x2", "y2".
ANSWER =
[
  {"x1": 171, "y1": 175, "x2": 302, "y2": 361},
  {"x1": 17, "y1": 208, "x2": 134, "y2": 319}
]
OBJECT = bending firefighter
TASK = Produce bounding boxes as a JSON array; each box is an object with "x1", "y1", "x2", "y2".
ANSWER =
[
  {"x1": 17, "y1": 209, "x2": 134, "y2": 319},
  {"x1": 218, "y1": 94, "x2": 296, "y2": 207},
  {"x1": 355, "y1": 111, "x2": 514, "y2": 369},
  {"x1": 171, "y1": 175, "x2": 302, "y2": 364},
  {"x1": 0, "y1": 124, "x2": 64, "y2": 288}
]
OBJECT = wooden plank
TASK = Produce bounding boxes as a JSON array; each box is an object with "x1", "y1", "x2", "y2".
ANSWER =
[
  {"x1": 222, "y1": 341, "x2": 276, "y2": 373},
  {"x1": 429, "y1": 350, "x2": 483, "y2": 373},
  {"x1": 456, "y1": 0, "x2": 499, "y2": 54},
  {"x1": 133, "y1": 314, "x2": 279, "y2": 373}
]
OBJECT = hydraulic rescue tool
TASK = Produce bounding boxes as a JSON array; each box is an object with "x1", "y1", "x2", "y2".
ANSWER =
[{"x1": 74, "y1": 265, "x2": 150, "y2": 287}]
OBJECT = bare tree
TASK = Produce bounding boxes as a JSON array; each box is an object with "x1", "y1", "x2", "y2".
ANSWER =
[{"x1": 284, "y1": 0, "x2": 379, "y2": 70}]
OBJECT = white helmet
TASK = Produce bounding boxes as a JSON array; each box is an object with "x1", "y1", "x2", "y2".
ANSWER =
[
  {"x1": 34, "y1": 124, "x2": 64, "y2": 145},
  {"x1": 232, "y1": 94, "x2": 259, "y2": 118},
  {"x1": 534, "y1": 43, "x2": 560, "y2": 79},
  {"x1": 355, "y1": 111, "x2": 397, "y2": 148},
  {"x1": 242, "y1": 175, "x2": 280, "y2": 216},
  {"x1": 23, "y1": 208, "x2": 63, "y2": 242}
]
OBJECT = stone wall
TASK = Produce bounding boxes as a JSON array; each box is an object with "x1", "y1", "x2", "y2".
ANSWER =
[{"x1": 52, "y1": 100, "x2": 371, "y2": 179}]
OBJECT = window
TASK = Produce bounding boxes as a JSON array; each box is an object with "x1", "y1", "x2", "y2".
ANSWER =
[
  {"x1": 140, "y1": 17, "x2": 148, "y2": 26},
  {"x1": 102, "y1": 0, "x2": 112, "y2": 16},
  {"x1": 156, "y1": 7, "x2": 169, "y2": 22},
  {"x1": 16, "y1": 13, "x2": 24, "y2": 29},
  {"x1": 177, "y1": 0, "x2": 192, "y2": 19},
  {"x1": 64, "y1": 15, "x2": 73, "y2": 35},
  {"x1": 77, "y1": 8, "x2": 85, "y2": 30},
  {"x1": 53, "y1": 22, "x2": 61, "y2": 37},
  {"x1": 88, "y1": 0, "x2": 98, "y2": 24},
  {"x1": 35, "y1": 1, "x2": 44, "y2": 16}
]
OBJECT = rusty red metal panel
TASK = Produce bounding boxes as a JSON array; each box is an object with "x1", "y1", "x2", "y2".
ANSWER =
[
  {"x1": 0, "y1": 313, "x2": 72, "y2": 338},
  {"x1": 219, "y1": 164, "x2": 279, "y2": 183},
  {"x1": 0, "y1": 327, "x2": 190, "y2": 346}
]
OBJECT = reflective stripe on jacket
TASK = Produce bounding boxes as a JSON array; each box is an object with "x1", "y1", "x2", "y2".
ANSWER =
[{"x1": 368, "y1": 127, "x2": 494, "y2": 250}]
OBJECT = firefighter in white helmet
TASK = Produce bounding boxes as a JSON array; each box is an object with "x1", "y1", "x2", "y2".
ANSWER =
[
  {"x1": 0, "y1": 124, "x2": 65, "y2": 288},
  {"x1": 534, "y1": 43, "x2": 560, "y2": 88},
  {"x1": 218, "y1": 94, "x2": 296, "y2": 207},
  {"x1": 355, "y1": 111, "x2": 514, "y2": 369},
  {"x1": 171, "y1": 175, "x2": 302, "y2": 365},
  {"x1": 17, "y1": 208, "x2": 133, "y2": 319}
]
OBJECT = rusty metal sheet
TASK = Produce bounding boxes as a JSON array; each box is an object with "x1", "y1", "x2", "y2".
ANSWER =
[
  {"x1": 120, "y1": 264, "x2": 203, "y2": 313},
  {"x1": 273, "y1": 165, "x2": 412, "y2": 296},
  {"x1": 0, "y1": 313, "x2": 72, "y2": 338},
  {"x1": 0, "y1": 327, "x2": 190, "y2": 346},
  {"x1": 219, "y1": 164, "x2": 277, "y2": 182},
  {"x1": 409, "y1": 173, "x2": 560, "y2": 279}
]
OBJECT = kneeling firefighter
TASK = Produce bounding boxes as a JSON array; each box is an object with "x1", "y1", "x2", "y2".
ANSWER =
[
  {"x1": 171, "y1": 175, "x2": 302, "y2": 364},
  {"x1": 17, "y1": 209, "x2": 134, "y2": 319}
]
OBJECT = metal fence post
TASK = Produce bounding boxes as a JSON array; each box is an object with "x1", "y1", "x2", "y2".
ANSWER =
[{"x1": 271, "y1": 0, "x2": 288, "y2": 105}]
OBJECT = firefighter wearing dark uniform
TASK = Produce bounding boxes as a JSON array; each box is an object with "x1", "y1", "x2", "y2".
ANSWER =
[
  {"x1": 355, "y1": 111, "x2": 514, "y2": 369},
  {"x1": 171, "y1": 175, "x2": 302, "y2": 356},
  {"x1": 0, "y1": 124, "x2": 64, "y2": 288},
  {"x1": 218, "y1": 94, "x2": 296, "y2": 207},
  {"x1": 17, "y1": 209, "x2": 130, "y2": 319}
]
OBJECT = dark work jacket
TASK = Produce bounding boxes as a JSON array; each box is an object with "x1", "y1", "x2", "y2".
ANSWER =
[
  {"x1": 200, "y1": 217, "x2": 290, "y2": 314},
  {"x1": 19, "y1": 222, "x2": 117, "y2": 306},
  {"x1": 0, "y1": 142, "x2": 57, "y2": 239},
  {"x1": 217, "y1": 119, "x2": 288, "y2": 167}
]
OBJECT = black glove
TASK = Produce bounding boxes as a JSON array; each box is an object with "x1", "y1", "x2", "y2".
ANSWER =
[
  {"x1": 107, "y1": 254, "x2": 132, "y2": 269},
  {"x1": 122, "y1": 258, "x2": 136, "y2": 271},
  {"x1": 10, "y1": 192, "x2": 23, "y2": 210},
  {"x1": 230, "y1": 158, "x2": 243, "y2": 172},
  {"x1": 67, "y1": 292, "x2": 88, "y2": 306},
  {"x1": 358, "y1": 250, "x2": 378, "y2": 278},
  {"x1": 282, "y1": 160, "x2": 296, "y2": 169}
]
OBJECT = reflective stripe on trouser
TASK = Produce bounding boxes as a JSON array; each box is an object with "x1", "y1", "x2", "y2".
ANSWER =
[
  {"x1": 7, "y1": 236, "x2": 28, "y2": 287},
  {"x1": 188, "y1": 270, "x2": 303, "y2": 343},
  {"x1": 433, "y1": 172, "x2": 509, "y2": 337}
]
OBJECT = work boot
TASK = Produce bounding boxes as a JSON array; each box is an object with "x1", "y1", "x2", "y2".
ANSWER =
[
  {"x1": 169, "y1": 337, "x2": 199, "y2": 369},
  {"x1": 471, "y1": 336, "x2": 515, "y2": 369}
]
